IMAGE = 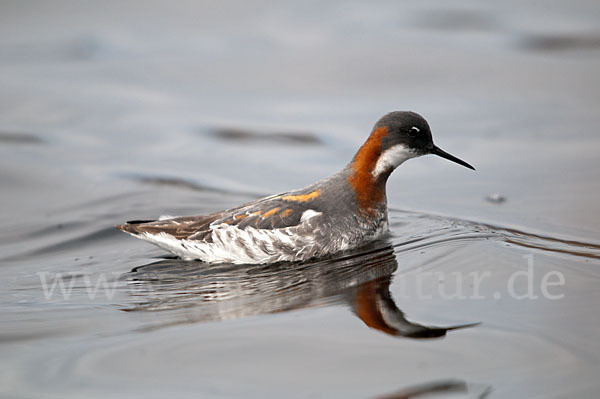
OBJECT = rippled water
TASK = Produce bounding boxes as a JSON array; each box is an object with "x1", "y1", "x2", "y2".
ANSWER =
[{"x1": 2, "y1": 1, "x2": 600, "y2": 398}]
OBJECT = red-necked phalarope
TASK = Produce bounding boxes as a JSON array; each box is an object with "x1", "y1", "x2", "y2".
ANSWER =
[{"x1": 118, "y1": 111, "x2": 474, "y2": 264}]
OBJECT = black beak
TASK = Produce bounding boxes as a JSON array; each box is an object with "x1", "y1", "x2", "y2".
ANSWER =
[{"x1": 430, "y1": 145, "x2": 475, "y2": 170}]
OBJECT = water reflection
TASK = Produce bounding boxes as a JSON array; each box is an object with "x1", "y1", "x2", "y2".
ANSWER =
[{"x1": 124, "y1": 242, "x2": 477, "y2": 338}]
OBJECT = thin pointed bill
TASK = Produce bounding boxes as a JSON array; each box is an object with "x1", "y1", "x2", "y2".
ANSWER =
[{"x1": 430, "y1": 145, "x2": 475, "y2": 170}]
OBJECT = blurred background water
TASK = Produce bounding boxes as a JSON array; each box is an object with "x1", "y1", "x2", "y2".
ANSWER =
[{"x1": 1, "y1": 1, "x2": 599, "y2": 398}]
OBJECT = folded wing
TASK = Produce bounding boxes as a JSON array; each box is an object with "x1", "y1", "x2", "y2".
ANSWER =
[{"x1": 117, "y1": 190, "x2": 322, "y2": 241}]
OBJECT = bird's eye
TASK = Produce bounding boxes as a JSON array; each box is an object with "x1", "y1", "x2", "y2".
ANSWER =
[{"x1": 408, "y1": 126, "x2": 420, "y2": 137}]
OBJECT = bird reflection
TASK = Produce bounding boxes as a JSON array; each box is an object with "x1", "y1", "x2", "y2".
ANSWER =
[{"x1": 123, "y1": 242, "x2": 477, "y2": 338}]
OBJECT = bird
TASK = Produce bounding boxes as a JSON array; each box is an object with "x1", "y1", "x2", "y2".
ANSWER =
[{"x1": 117, "y1": 111, "x2": 474, "y2": 264}]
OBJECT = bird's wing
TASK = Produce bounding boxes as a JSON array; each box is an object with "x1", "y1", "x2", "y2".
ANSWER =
[{"x1": 117, "y1": 189, "x2": 324, "y2": 240}]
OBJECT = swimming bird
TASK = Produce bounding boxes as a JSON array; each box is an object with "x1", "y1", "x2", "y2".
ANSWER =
[{"x1": 117, "y1": 111, "x2": 474, "y2": 264}]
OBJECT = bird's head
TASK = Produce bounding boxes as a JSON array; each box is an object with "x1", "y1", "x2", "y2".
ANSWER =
[{"x1": 369, "y1": 111, "x2": 475, "y2": 177}]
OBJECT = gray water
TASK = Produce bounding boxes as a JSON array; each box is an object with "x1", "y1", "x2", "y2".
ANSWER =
[{"x1": 1, "y1": 1, "x2": 600, "y2": 398}]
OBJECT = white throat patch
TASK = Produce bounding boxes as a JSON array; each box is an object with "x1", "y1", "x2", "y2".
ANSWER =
[{"x1": 372, "y1": 144, "x2": 417, "y2": 177}]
